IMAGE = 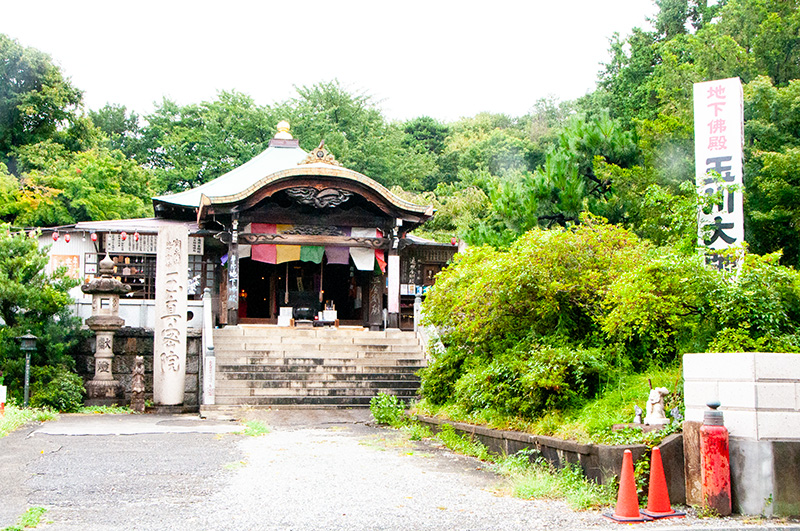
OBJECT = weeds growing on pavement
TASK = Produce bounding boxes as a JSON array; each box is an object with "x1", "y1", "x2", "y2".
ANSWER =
[
  {"x1": 369, "y1": 392, "x2": 407, "y2": 427},
  {"x1": 239, "y1": 420, "x2": 269, "y2": 436},
  {"x1": 0, "y1": 405, "x2": 58, "y2": 437},
  {"x1": 400, "y1": 422, "x2": 432, "y2": 441},
  {"x1": 76, "y1": 405, "x2": 132, "y2": 415},
  {"x1": 506, "y1": 458, "x2": 616, "y2": 510},
  {"x1": 2, "y1": 506, "x2": 48, "y2": 530},
  {"x1": 435, "y1": 424, "x2": 494, "y2": 462}
]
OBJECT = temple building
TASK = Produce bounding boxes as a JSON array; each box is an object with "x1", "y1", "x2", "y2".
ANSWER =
[
  {"x1": 48, "y1": 122, "x2": 456, "y2": 332},
  {"x1": 42, "y1": 123, "x2": 456, "y2": 409}
]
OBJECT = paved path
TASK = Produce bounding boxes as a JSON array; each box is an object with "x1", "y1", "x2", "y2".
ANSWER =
[{"x1": 1, "y1": 411, "x2": 798, "y2": 530}]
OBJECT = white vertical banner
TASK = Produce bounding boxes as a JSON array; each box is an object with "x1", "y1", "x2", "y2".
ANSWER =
[
  {"x1": 694, "y1": 78, "x2": 745, "y2": 255},
  {"x1": 153, "y1": 225, "x2": 188, "y2": 405},
  {"x1": 388, "y1": 253, "x2": 400, "y2": 314}
]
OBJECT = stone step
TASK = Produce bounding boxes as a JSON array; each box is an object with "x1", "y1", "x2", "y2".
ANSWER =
[
  {"x1": 214, "y1": 353, "x2": 426, "y2": 365},
  {"x1": 214, "y1": 345, "x2": 423, "y2": 357},
  {"x1": 218, "y1": 370, "x2": 420, "y2": 381},
  {"x1": 210, "y1": 325, "x2": 423, "y2": 409},
  {"x1": 215, "y1": 381, "x2": 419, "y2": 394},
  {"x1": 215, "y1": 326, "x2": 415, "y2": 340},
  {"x1": 218, "y1": 359, "x2": 424, "y2": 371},
  {"x1": 212, "y1": 339, "x2": 420, "y2": 350},
  {"x1": 213, "y1": 393, "x2": 418, "y2": 407}
]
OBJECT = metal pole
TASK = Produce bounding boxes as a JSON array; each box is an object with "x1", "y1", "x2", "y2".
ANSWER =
[{"x1": 23, "y1": 350, "x2": 31, "y2": 407}]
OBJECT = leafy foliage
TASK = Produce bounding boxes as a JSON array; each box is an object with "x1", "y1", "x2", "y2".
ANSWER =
[
  {"x1": 421, "y1": 218, "x2": 800, "y2": 421},
  {"x1": 0, "y1": 35, "x2": 85, "y2": 173},
  {"x1": 369, "y1": 392, "x2": 407, "y2": 427},
  {"x1": 0, "y1": 226, "x2": 85, "y2": 403},
  {"x1": 29, "y1": 366, "x2": 84, "y2": 412}
]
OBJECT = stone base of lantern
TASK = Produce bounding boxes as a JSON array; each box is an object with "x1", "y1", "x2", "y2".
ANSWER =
[{"x1": 85, "y1": 379, "x2": 124, "y2": 406}]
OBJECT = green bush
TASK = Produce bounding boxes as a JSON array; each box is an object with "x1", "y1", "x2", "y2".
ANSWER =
[
  {"x1": 29, "y1": 367, "x2": 84, "y2": 412},
  {"x1": 369, "y1": 392, "x2": 406, "y2": 427},
  {"x1": 418, "y1": 346, "x2": 467, "y2": 405},
  {"x1": 451, "y1": 345, "x2": 609, "y2": 419}
]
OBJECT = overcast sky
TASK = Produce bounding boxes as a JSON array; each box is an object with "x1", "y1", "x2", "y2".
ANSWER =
[{"x1": 1, "y1": 0, "x2": 656, "y2": 123}]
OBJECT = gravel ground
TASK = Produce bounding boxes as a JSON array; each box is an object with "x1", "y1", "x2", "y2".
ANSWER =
[{"x1": 1, "y1": 411, "x2": 799, "y2": 531}]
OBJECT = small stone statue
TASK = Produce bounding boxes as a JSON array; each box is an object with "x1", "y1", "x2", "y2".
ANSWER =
[
  {"x1": 131, "y1": 356, "x2": 146, "y2": 413},
  {"x1": 633, "y1": 404, "x2": 643, "y2": 424},
  {"x1": 670, "y1": 406, "x2": 684, "y2": 424},
  {"x1": 644, "y1": 387, "x2": 671, "y2": 426}
]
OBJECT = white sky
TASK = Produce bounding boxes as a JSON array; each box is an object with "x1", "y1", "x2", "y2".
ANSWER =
[{"x1": 1, "y1": 0, "x2": 656, "y2": 123}]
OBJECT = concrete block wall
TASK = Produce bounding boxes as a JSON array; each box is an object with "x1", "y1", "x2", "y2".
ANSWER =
[
  {"x1": 683, "y1": 352, "x2": 800, "y2": 516},
  {"x1": 684, "y1": 352, "x2": 800, "y2": 440}
]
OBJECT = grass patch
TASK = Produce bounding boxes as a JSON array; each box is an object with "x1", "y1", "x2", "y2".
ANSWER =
[
  {"x1": 2, "y1": 506, "x2": 48, "y2": 530},
  {"x1": 223, "y1": 460, "x2": 248, "y2": 471},
  {"x1": 429, "y1": 423, "x2": 614, "y2": 510},
  {"x1": 400, "y1": 422, "x2": 433, "y2": 441},
  {"x1": 0, "y1": 405, "x2": 58, "y2": 438},
  {"x1": 238, "y1": 420, "x2": 269, "y2": 437},
  {"x1": 435, "y1": 424, "x2": 494, "y2": 462},
  {"x1": 76, "y1": 405, "x2": 132, "y2": 415},
  {"x1": 508, "y1": 459, "x2": 616, "y2": 510},
  {"x1": 414, "y1": 365, "x2": 683, "y2": 445}
]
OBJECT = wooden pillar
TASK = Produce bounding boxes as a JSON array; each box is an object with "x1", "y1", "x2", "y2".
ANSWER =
[{"x1": 226, "y1": 215, "x2": 240, "y2": 325}]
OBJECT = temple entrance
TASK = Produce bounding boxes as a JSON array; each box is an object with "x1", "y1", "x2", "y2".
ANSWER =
[{"x1": 238, "y1": 257, "x2": 369, "y2": 324}]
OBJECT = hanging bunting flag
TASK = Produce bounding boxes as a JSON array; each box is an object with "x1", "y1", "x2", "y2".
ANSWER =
[
  {"x1": 275, "y1": 224, "x2": 301, "y2": 263},
  {"x1": 276, "y1": 245, "x2": 301, "y2": 264},
  {"x1": 325, "y1": 246, "x2": 350, "y2": 265},
  {"x1": 300, "y1": 246, "x2": 324, "y2": 263},
  {"x1": 251, "y1": 223, "x2": 277, "y2": 263},
  {"x1": 325, "y1": 227, "x2": 351, "y2": 264},
  {"x1": 350, "y1": 227, "x2": 377, "y2": 271}
]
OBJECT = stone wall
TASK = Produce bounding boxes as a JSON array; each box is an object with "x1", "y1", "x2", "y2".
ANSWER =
[
  {"x1": 77, "y1": 327, "x2": 200, "y2": 411},
  {"x1": 684, "y1": 352, "x2": 800, "y2": 516}
]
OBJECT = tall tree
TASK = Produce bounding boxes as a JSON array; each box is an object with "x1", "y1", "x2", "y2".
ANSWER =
[{"x1": 0, "y1": 34, "x2": 85, "y2": 173}]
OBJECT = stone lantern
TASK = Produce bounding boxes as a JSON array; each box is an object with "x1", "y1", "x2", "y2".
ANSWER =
[{"x1": 81, "y1": 253, "x2": 130, "y2": 403}]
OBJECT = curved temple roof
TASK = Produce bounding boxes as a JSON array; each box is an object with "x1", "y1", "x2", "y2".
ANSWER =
[{"x1": 153, "y1": 135, "x2": 433, "y2": 225}]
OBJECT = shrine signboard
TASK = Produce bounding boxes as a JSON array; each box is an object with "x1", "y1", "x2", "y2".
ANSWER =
[{"x1": 693, "y1": 78, "x2": 745, "y2": 259}]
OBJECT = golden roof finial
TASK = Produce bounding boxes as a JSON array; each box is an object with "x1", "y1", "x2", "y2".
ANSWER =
[{"x1": 274, "y1": 121, "x2": 292, "y2": 140}]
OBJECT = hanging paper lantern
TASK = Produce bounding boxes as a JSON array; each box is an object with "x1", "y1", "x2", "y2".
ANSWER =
[
  {"x1": 64, "y1": 233, "x2": 71, "y2": 243},
  {"x1": 134, "y1": 231, "x2": 140, "y2": 242},
  {"x1": 82, "y1": 233, "x2": 86, "y2": 242},
  {"x1": 121, "y1": 231, "x2": 127, "y2": 241},
  {"x1": 52, "y1": 231, "x2": 59, "y2": 241},
  {"x1": 91, "y1": 232, "x2": 98, "y2": 242}
]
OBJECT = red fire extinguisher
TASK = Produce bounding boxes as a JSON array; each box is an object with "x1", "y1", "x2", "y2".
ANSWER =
[{"x1": 700, "y1": 400, "x2": 732, "y2": 516}]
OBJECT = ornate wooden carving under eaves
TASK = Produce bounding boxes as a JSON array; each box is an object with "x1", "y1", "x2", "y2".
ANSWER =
[
  {"x1": 286, "y1": 187, "x2": 352, "y2": 209},
  {"x1": 238, "y1": 233, "x2": 390, "y2": 249},
  {"x1": 280, "y1": 225, "x2": 345, "y2": 236},
  {"x1": 299, "y1": 141, "x2": 343, "y2": 167}
]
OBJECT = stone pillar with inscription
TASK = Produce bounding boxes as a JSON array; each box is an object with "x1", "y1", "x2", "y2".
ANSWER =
[
  {"x1": 153, "y1": 225, "x2": 189, "y2": 405},
  {"x1": 81, "y1": 254, "x2": 131, "y2": 405}
]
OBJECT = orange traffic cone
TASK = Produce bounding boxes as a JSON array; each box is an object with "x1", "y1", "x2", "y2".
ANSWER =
[
  {"x1": 640, "y1": 446, "x2": 686, "y2": 519},
  {"x1": 603, "y1": 449, "x2": 652, "y2": 523}
]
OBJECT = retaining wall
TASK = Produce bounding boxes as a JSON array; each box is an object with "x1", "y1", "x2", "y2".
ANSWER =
[{"x1": 416, "y1": 415, "x2": 686, "y2": 505}]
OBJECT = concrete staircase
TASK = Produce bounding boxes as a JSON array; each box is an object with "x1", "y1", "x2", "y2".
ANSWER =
[{"x1": 210, "y1": 325, "x2": 426, "y2": 408}]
